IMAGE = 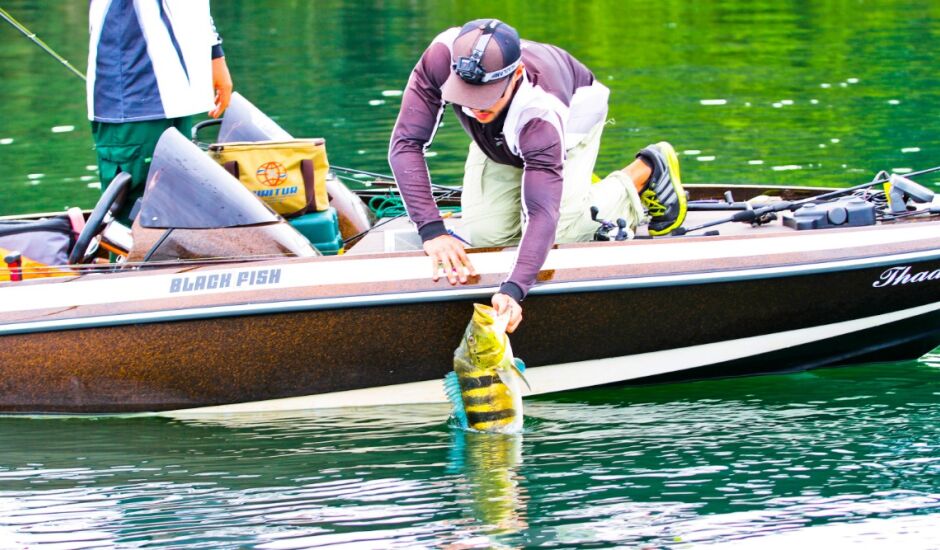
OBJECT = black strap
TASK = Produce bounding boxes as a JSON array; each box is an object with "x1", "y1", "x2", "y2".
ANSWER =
[
  {"x1": 301, "y1": 159, "x2": 317, "y2": 211},
  {"x1": 223, "y1": 161, "x2": 239, "y2": 179}
]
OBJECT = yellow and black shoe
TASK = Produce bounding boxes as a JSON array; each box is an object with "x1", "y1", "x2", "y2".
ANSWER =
[{"x1": 638, "y1": 141, "x2": 687, "y2": 236}]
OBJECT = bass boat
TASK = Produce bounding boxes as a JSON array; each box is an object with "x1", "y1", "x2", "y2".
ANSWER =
[{"x1": 3, "y1": 97, "x2": 940, "y2": 414}]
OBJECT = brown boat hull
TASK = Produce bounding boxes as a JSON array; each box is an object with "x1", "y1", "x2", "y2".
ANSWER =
[{"x1": 3, "y1": 238, "x2": 940, "y2": 413}]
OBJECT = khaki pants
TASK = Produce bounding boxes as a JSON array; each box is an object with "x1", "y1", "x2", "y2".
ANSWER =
[{"x1": 460, "y1": 121, "x2": 647, "y2": 246}]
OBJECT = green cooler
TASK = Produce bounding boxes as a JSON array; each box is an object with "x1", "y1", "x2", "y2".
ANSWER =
[{"x1": 289, "y1": 207, "x2": 344, "y2": 255}]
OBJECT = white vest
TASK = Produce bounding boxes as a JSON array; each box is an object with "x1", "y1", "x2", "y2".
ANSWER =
[{"x1": 87, "y1": 0, "x2": 217, "y2": 122}]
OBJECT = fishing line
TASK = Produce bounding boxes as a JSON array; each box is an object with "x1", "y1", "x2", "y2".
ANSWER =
[
  {"x1": 1, "y1": 5, "x2": 472, "y2": 249},
  {"x1": 0, "y1": 7, "x2": 86, "y2": 81},
  {"x1": 331, "y1": 165, "x2": 461, "y2": 194},
  {"x1": 343, "y1": 189, "x2": 461, "y2": 245}
]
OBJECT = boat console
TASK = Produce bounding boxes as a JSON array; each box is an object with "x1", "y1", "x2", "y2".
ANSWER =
[
  {"x1": 60, "y1": 127, "x2": 320, "y2": 267},
  {"x1": 127, "y1": 128, "x2": 320, "y2": 264}
]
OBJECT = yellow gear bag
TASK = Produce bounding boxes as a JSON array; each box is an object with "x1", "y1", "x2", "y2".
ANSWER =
[{"x1": 209, "y1": 138, "x2": 330, "y2": 218}]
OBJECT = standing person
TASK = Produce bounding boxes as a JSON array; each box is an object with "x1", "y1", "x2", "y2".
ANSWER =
[
  {"x1": 388, "y1": 19, "x2": 685, "y2": 332},
  {"x1": 87, "y1": 0, "x2": 233, "y2": 224}
]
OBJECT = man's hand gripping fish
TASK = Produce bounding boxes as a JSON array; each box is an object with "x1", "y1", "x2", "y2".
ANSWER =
[{"x1": 444, "y1": 304, "x2": 530, "y2": 433}]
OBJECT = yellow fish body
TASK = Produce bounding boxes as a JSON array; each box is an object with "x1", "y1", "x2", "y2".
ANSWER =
[{"x1": 452, "y1": 303, "x2": 526, "y2": 433}]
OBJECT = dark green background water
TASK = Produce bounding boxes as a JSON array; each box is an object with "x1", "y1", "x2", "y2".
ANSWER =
[
  {"x1": 2, "y1": 1, "x2": 940, "y2": 547},
  {"x1": 3, "y1": 1, "x2": 940, "y2": 215}
]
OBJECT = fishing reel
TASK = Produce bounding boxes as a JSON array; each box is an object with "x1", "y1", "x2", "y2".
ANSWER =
[
  {"x1": 729, "y1": 191, "x2": 778, "y2": 227},
  {"x1": 751, "y1": 211, "x2": 778, "y2": 227},
  {"x1": 591, "y1": 206, "x2": 631, "y2": 241}
]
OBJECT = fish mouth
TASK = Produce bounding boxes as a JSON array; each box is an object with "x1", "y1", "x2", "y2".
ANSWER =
[
  {"x1": 472, "y1": 303, "x2": 509, "y2": 332},
  {"x1": 472, "y1": 303, "x2": 496, "y2": 325}
]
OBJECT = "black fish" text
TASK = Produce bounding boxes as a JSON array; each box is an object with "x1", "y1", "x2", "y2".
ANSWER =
[{"x1": 169, "y1": 268, "x2": 282, "y2": 293}]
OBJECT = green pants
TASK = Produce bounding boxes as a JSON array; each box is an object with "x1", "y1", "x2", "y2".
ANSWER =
[{"x1": 91, "y1": 117, "x2": 193, "y2": 225}]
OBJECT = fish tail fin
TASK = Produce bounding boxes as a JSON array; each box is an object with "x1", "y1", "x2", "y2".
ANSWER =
[{"x1": 443, "y1": 372, "x2": 469, "y2": 429}]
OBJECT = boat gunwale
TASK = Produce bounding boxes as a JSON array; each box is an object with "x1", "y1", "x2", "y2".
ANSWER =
[{"x1": 3, "y1": 243, "x2": 940, "y2": 337}]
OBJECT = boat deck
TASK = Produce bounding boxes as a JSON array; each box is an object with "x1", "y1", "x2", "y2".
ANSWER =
[{"x1": 346, "y1": 208, "x2": 799, "y2": 255}]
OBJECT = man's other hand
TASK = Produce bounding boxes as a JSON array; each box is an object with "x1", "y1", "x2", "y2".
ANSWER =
[{"x1": 423, "y1": 234, "x2": 477, "y2": 285}]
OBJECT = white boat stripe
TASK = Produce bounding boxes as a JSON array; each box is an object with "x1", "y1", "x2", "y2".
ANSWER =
[
  {"x1": 166, "y1": 298, "x2": 940, "y2": 414},
  {"x1": 2, "y1": 247, "x2": 938, "y2": 336},
  {"x1": 0, "y1": 223, "x2": 937, "y2": 315}
]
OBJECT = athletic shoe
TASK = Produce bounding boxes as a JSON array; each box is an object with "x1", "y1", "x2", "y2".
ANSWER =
[{"x1": 638, "y1": 141, "x2": 687, "y2": 236}]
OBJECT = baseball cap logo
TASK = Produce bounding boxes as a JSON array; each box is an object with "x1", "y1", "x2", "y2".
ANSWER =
[
  {"x1": 441, "y1": 19, "x2": 523, "y2": 110},
  {"x1": 453, "y1": 20, "x2": 520, "y2": 84}
]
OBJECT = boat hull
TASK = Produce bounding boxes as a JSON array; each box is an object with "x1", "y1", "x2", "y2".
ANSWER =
[{"x1": 3, "y1": 232, "x2": 940, "y2": 413}]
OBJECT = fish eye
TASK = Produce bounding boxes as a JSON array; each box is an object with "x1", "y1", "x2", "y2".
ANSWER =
[{"x1": 467, "y1": 335, "x2": 475, "y2": 344}]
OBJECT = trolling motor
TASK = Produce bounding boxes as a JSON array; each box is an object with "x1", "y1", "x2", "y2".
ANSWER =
[
  {"x1": 591, "y1": 206, "x2": 631, "y2": 241},
  {"x1": 886, "y1": 173, "x2": 937, "y2": 214},
  {"x1": 782, "y1": 171, "x2": 937, "y2": 229}
]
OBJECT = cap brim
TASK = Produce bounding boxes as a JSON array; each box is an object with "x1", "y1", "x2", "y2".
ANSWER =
[{"x1": 441, "y1": 73, "x2": 512, "y2": 110}]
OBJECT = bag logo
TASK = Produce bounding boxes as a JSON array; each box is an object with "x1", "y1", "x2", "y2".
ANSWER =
[{"x1": 256, "y1": 161, "x2": 288, "y2": 187}]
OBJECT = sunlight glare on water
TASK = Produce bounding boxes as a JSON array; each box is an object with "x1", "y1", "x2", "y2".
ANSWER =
[{"x1": 4, "y1": 1, "x2": 940, "y2": 213}]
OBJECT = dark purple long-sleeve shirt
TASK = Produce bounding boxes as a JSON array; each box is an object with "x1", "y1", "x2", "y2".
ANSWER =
[{"x1": 388, "y1": 27, "x2": 608, "y2": 301}]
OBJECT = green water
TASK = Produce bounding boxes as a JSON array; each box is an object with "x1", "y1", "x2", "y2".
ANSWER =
[
  {"x1": 1, "y1": 360, "x2": 939, "y2": 547},
  {"x1": 3, "y1": 0, "x2": 940, "y2": 546},
  {"x1": 3, "y1": 1, "x2": 940, "y2": 215}
]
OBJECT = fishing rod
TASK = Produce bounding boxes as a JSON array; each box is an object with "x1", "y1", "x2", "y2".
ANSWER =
[
  {"x1": 331, "y1": 165, "x2": 395, "y2": 182},
  {"x1": 1, "y1": 7, "x2": 464, "y2": 202},
  {"x1": 0, "y1": 7, "x2": 85, "y2": 81},
  {"x1": 673, "y1": 164, "x2": 940, "y2": 236},
  {"x1": 331, "y1": 165, "x2": 460, "y2": 193}
]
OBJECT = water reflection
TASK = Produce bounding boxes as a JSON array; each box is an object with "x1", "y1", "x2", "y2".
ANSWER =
[
  {"x1": 0, "y1": 358, "x2": 939, "y2": 547},
  {"x1": 447, "y1": 430, "x2": 527, "y2": 542}
]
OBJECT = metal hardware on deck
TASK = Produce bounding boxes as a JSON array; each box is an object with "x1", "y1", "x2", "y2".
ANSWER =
[
  {"x1": 782, "y1": 197, "x2": 876, "y2": 230},
  {"x1": 590, "y1": 206, "x2": 630, "y2": 241},
  {"x1": 3, "y1": 251, "x2": 22, "y2": 282},
  {"x1": 887, "y1": 173, "x2": 936, "y2": 214}
]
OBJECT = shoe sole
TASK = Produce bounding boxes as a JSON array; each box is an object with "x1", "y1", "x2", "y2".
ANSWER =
[{"x1": 647, "y1": 142, "x2": 687, "y2": 236}]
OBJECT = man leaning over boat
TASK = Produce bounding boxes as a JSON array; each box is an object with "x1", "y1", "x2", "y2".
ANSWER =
[
  {"x1": 86, "y1": 0, "x2": 234, "y2": 225},
  {"x1": 388, "y1": 19, "x2": 686, "y2": 332}
]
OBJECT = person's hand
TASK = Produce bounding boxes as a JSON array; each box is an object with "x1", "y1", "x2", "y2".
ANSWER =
[
  {"x1": 209, "y1": 56, "x2": 233, "y2": 118},
  {"x1": 492, "y1": 292, "x2": 522, "y2": 333},
  {"x1": 423, "y1": 234, "x2": 477, "y2": 285}
]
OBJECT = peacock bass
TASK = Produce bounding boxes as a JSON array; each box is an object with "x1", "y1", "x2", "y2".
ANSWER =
[{"x1": 444, "y1": 303, "x2": 529, "y2": 433}]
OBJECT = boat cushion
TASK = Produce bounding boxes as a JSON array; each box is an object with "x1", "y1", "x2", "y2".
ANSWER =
[{"x1": 0, "y1": 216, "x2": 73, "y2": 280}]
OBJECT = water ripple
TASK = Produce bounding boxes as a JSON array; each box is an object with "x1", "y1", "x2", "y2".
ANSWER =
[{"x1": 0, "y1": 356, "x2": 939, "y2": 547}]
